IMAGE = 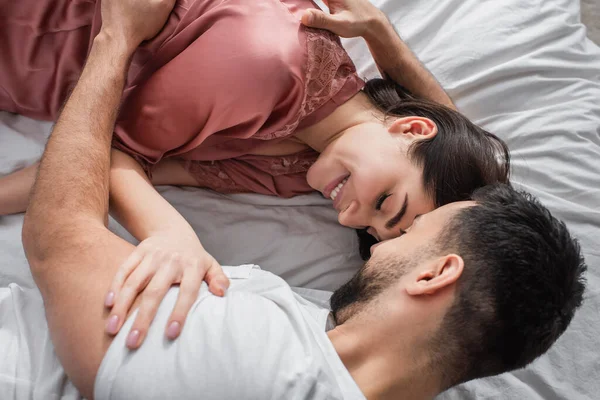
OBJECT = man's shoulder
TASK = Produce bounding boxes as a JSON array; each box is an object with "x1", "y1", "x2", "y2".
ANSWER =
[{"x1": 95, "y1": 266, "x2": 344, "y2": 399}]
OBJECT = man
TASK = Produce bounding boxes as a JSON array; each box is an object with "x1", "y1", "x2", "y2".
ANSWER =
[{"x1": 14, "y1": 1, "x2": 586, "y2": 400}]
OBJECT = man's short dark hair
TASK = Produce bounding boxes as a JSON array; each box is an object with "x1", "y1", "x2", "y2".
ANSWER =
[{"x1": 433, "y1": 184, "x2": 587, "y2": 389}]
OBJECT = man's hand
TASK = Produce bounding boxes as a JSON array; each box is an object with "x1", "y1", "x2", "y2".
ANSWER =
[
  {"x1": 301, "y1": 0, "x2": 385, "y2": 39},
  {"x1": 302, "y1": 0, "x2": 456, "y2": 109},
  {"x1": 101, "y1": 0, "x2": 176, "y2": 50}
]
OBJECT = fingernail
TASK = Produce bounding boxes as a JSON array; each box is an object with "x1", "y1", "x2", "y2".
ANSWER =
[
  {"x1": 105, "y1": 292, "x2": 115, "y2": 307},
  {"x1": 306, "y1": 12, "x2": 314, "y2": 24},
  {"x1": 166, "y1": 321, "x2": 181, "y2": 340},
  {"x1": 218, "y1": 283, "x2": 228, "y2": 296},
  {"x1": 106, "y1": 315, "x2": 119, "y2": 334},
  {"x1": 126, "y1": 330, "x2": 140, "y2": 348}
]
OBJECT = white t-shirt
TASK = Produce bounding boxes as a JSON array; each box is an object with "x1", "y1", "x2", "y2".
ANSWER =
[
  {"x1": 0, "y1": 284, "x2": 82, "y2": 400},
  {"x1": 95, "y1": 266, "x2": 365, "y2": 399},
  {"x1": 0, "y1": 266, "x2": 363, "y2": 399}
]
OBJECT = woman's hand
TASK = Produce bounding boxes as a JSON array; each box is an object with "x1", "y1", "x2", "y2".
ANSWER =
[
  {"x1": 103, "y1": 232, "x2": 230, "y2": 349},
  {"x1": 300, "y1": 0, "x2": 386, "y2": 39}
]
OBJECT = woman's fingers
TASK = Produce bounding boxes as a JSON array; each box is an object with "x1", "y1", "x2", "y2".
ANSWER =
[
  {"x1": 165, "y1": 261, "x2": 203, "y2": 340},
  {"x1": 105, "y1": 251, "x2": 164, "y2": 335},
  {"x1": 105, "y1": 250, "x2": 145, "y2": 307},
  {"x1": 105, "y1": 245, "x2": 228, "y2": 346},
  {"x1": 125, "y1": 255, "x2": 182, "y2": 349},
  {"x1": 204, "y1": 259, "x2": 230, "y2": 297}
]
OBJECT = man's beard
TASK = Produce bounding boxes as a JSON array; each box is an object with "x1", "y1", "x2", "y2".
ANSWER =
[{"x1": 330, "y1": 254, "x2": 411, "y2": 325}]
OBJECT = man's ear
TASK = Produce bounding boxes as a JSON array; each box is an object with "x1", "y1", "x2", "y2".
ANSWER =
[
  {"x1": 388, "y1": 117, "x2": 438, "y2": 140},
  {"x1": 405, "y1": 254, "x2": 464, "y2": 296}
]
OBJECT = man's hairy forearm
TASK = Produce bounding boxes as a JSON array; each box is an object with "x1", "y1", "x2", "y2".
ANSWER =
[
  {"x1": 364, "y1": 15, "x2": 456, "y2": 110},
  {"x1": 23, "y1": 33, "x2": 133, "y2": 260}
]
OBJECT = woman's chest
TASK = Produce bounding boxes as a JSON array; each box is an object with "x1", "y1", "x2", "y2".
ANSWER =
[{"x1": 247, "y1": 137, "x2": 311, "y2": 156}]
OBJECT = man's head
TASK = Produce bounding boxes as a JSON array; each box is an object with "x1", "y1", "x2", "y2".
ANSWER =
[{"x1": 331, "y1": 184, "x2": 587, "y2": 391}]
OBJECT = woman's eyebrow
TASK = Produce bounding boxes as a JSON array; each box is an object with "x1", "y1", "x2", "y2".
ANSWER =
[{"x1": 386, "y1": 193, "x2": 408, "y2": 229}]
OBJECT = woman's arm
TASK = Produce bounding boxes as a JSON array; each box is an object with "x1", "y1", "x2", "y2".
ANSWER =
[
  {"x1": 109, "y1": 149, "x2": 196, "y2": 240},
  {"x1": 301, "y1": 0, "x2": 456, "y2": 110},
  {"x1": 107, "y1": 149, "x2": 229, "y2": 348}
]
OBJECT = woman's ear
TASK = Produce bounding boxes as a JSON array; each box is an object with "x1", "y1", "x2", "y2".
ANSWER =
[
  {"x1": 405, "y1": 254, "x2": 464, "y2": 296},
  {"x1": 388, "y1": 117, "x2": 438, "y2": 140}
]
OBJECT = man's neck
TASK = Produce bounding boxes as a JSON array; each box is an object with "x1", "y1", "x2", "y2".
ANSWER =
[
  {"x1": 328, "y1": 319, "x2": 441, "y2": 400},
  {"x1": 294, "y1": 91, "x2": 382, "y2": 152}
]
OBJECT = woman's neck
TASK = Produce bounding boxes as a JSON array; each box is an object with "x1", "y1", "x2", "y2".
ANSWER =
[{"x1": 294, "y1": 91, "x2": 382, "y2": 152}]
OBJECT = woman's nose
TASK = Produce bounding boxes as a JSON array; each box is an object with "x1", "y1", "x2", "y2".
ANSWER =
[{"x1": 337, "y1": 200, "x2": 365, "y2": 228}]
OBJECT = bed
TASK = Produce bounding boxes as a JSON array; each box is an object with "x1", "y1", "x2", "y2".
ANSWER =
[{"x1": 1, "y1": 0, "x2": 599, "y2": 398}]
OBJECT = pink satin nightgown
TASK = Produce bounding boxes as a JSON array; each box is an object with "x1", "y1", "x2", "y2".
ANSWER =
[{"x1": 0, "y1": 0, "x2": 364, "y2": 197}]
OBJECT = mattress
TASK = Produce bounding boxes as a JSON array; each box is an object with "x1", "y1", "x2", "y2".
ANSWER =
[{"x1": 1, "y1": 0, "x2": 599, "y2": 398}]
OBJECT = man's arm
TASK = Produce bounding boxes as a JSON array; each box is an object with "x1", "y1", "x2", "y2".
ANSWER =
[
  {"x1": 23, "y1": 34, "x2": 131, "y2": 254},
  {"x1": 363, "y1": 15, "x2": 456, "y2": 110},
  {"x1": 22, "y1": 30, "x2": 136, "y2": 399},
  {"x1": 21, "y1": 0, "x2": 175, "y2": 397},
  {"x1": 301, "y1": 0, "x2": 456, "y2": 110}
]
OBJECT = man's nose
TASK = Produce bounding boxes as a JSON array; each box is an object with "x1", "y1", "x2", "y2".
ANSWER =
[
  {"x1": 368, "y1": 219, "x2": 401, "y2": 242},
  {"x1": 370, "y1": 239, "x2": 390, "y2": 255}
]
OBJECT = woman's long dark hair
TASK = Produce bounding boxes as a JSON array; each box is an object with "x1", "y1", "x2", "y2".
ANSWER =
[{"x1": 357, "y1": 79, "x2": 510, "y2": 259}]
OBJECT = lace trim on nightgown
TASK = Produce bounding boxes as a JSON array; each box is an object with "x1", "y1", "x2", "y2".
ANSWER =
[
  {"x1": 183, "y1": 160, "x2": 244, "y2": 193},
  {"x1": 183, "y1": 151, "x2": 318, "y2": 194},
  {"x1": 257, "y1": 27, "x2": 357, "y2": 140}
]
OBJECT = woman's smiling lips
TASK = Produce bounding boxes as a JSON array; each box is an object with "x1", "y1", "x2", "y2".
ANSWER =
[
  {"x1": 323, "y1": 174, "x2": 349, "y2": 200},
  {"x1": 331, "y1": 177, "x2": 349, "y2": 211}
]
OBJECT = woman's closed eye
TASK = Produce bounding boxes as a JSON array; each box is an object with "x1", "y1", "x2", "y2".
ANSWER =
[{"x1": 375, "y1": 193, "x2": 391, "y2": 211}]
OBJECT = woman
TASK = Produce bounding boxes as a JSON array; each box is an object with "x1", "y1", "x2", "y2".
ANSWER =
[{"x1": 0, "y1": 0, "x2": 509, "y2": 345}]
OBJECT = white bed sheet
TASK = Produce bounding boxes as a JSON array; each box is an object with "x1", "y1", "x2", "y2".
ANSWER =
[
  {"x1": 344, "y1": 0, "x2": 600, "y2": 399},
  {"x1": 1, "y1": 0, "x2": 599, "y2": 398}
]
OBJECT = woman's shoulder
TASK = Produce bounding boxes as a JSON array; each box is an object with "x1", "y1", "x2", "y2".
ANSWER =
[
  {"x1": 295, "y1": 27, "x2": 365, "y2": 129},
  {"x1": 303, "y1": 27, "x2": 359, "y2": 97}
]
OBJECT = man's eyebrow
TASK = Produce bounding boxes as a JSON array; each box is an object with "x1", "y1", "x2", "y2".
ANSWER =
[{"x1": 386, "y1": 194, "x2": 408, "y2": 229}]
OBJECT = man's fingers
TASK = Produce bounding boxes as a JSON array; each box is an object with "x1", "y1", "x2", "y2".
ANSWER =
[
  {"x1": 105, "y1": 252, "x2": 161, "y2": 335},
  {"x1": 105, "y1": 250, "x2": 144, "y2": 307},
  {"x1": 301, "y1": 8, "x2": 361, "y2": 38},
  {"x1": 301, "y1": 9, "x2": 335, "y2": 30},
  {"x1": 126, "y1": 257, "x2": 180, "y2": 349},
  {"x1": 166, "y1": 264, "x2": 203, "y2": 340}
]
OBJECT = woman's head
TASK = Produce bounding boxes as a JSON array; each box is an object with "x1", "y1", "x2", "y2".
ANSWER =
[{"x1": 306, "y1": 79, "x2": 509, "y2": 254}]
